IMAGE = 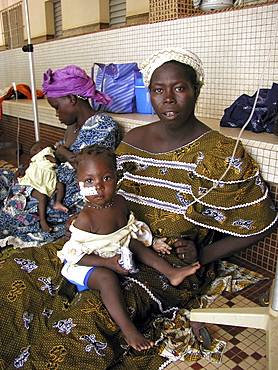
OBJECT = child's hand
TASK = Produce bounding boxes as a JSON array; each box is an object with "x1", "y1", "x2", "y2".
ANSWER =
[
  {"x1": 106, "y1": 255, "x2": 130, "y2": 275},
  {"x1": 153, "y1": 237, "x2": 172, "y2": 254}
]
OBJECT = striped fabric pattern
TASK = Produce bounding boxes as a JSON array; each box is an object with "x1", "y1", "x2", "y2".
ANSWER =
[{"x1": 92, "y1": 63, "x2": 140, "y2": 113}]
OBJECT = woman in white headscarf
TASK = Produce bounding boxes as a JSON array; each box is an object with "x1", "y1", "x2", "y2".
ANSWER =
[
  {"x1": 116, "y1": 47, "x2": 277, "y2": 266},
  {"x1": 116, "y1": 47, "x2": 278, "y2": 344}
]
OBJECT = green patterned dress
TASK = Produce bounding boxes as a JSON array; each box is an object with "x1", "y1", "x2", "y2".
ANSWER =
[
  {"x1": 116, "y1": 129, "x2": 277, "y2": 306},
  {"x1": 116, "y1": 130, "x2": 277, "y2": 244}
]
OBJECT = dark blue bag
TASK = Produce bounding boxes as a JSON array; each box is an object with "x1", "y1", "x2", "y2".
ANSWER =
[
  {"x1": 220, "y1": 83, "x2": 278, "y2": 133},
  {"x1": 91, "y1": 63, "x2": 140, "y2": 113}
]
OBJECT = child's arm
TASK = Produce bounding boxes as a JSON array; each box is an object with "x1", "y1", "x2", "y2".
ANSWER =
[
  {"x1": 78, "y1": 254, "x2": 130, "y2": 275},
  {"x1": 45, "y1": 154, "x2": 58, "y2": 164},
  {"x1": 67, "y1": 208, "x2": 130, "y2": 275},
  {"x1": 65, "y1": 213, "x2": 79, "y2": 240}
]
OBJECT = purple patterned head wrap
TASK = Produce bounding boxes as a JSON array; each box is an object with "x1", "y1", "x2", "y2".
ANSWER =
[{"x1": 42, "y1": 65, "x2": 112, "y2": 105}]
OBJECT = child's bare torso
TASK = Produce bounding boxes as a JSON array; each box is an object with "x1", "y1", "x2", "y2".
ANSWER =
[{"x1": 74, "y1": 194, "x2": 130, "y2": 235}]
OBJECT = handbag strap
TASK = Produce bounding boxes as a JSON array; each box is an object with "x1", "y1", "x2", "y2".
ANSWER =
[{"x1": 92, "y1": 63, "x2": 107, "y2": 111}]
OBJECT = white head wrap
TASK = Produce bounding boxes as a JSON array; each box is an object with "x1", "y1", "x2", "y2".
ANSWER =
[{"x1": 140, "y1": 47, "x2": 205, "y2": 88}]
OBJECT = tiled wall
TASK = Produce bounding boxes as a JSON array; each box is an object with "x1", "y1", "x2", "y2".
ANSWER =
[
  {"x1": 240, "y1": 139, "x2": 278, "y2": 185},
  {"x1": 0, "y1": 3, "x2": 277, "y2": 122},
  {"x1": 233, "y1": 183, "x2": 278, "y2": 275}
]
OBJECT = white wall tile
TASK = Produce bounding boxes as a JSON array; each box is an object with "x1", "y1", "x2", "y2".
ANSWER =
[{"x1": 0, "y1": 3, "x2": 277, "y2": 183}]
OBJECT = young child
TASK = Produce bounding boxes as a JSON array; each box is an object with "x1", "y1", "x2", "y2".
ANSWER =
[
  {"x1": 57, "y1": 144, "x2": 200, "y2": 351},
  {"x1": 18, "y1": 141, "x2": 68, "y2": 232}
]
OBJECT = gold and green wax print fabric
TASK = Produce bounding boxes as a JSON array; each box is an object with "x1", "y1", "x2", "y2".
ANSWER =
[
  {"x1": 115, "y1": 130, "x2": 277, "y2": 312},
  {"x1": 0, "y1": 240, "x2": 267, "y2": 368},
  {"x1": 0, "y1": 132, "x2": 273, "y2": 368},
  {"x1": 0, "y1": 240, "x2": 216, "y2": 369},
  {"x1": 116, "y1": 130, "x2": 277, "y2": 245}
]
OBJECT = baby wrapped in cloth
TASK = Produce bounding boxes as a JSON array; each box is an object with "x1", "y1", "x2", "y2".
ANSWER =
[
  {"x1": 57, "y1": 212, "x2": 153, "y2": 291},
  {"x1": 18, "y1": 146, "x2": 57, "y2": 197}
]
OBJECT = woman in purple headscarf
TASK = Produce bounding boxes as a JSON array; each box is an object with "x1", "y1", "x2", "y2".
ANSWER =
[
  {"x1": 42, "y1": 65, "x2": 120, "y2": 165},
  {"x1": 0, "y1": 65, "x2": 121, "y2": 248}
]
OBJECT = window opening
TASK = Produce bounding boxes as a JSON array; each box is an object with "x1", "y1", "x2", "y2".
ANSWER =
[
  {"x1": 53, "y1": 0, "x2": 62, "y2": 38},
  {"x1": 1, "y1": 1, "x2": 23, "y2": 49},
  {"x1": 109, "y1": 0, "x2": 126, "y2": 28}
]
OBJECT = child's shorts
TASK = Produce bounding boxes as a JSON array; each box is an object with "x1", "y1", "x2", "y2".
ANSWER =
[{"x1": 61, "y1": 262, "x2": 97, "y2": 292}]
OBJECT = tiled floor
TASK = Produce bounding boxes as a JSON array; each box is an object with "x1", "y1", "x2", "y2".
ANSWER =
[{"x1": 165, "y1": 261, "x2": 273, "y2": 370}]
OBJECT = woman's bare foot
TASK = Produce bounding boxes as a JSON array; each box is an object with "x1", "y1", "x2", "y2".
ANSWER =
[
  {"x1": 123, "y1": 326, "x2": 154, "y2": 351},
  {"x1": 168, "y1": 262, "x2": 201, "y2": 286},
  {"x1": 40, "y1": 220, "x2": 52, "y2": 233},
  {"x1": 53, "y1": 202, "x2": 68, "y2": 213}
]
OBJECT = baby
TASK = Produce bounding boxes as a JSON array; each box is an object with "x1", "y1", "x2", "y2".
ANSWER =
[
  {"x1": 18, "y1": 141, "x2": 68, "y2": 232},
  {"x1": 57, "y1": 144, "x2": 200, "y2": 351}
]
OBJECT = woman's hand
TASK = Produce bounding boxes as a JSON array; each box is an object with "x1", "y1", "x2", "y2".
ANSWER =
[
  {"x1": 55, "y1": 145, "x2": 77, "y2": 166},
  {"x1": 55, "y1": 145, "x2": 68, "y2": 163},
  {"x1": 172, "y1": 238, "x2": 198, "y2": 264},
  {"x1": 14, "y1": 165, "x2": 27, "y2": 180}
]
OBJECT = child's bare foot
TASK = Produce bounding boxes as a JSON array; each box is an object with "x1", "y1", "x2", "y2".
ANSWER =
[
  {"x1": 53, "y1": 202, "x2": 68, "y2": 213},
  {"x1": 40, "y1": 220, "x2": 52, "y2": 233},
  {"x1": 123, "y1": 326, "x2": 154, "y2": 351},
  {"x1": 168, "y1": 262, "x2": 201, "y2": 286}
]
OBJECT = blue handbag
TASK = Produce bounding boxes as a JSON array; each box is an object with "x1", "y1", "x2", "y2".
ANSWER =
[{"x1": 91, "y1": 63, "x2": 140, "y2": 113}]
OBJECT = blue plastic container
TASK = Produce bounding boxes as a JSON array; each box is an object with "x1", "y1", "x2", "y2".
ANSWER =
[{"x1": 135, "y1": 77, "x2": 155, "y2": 114}]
